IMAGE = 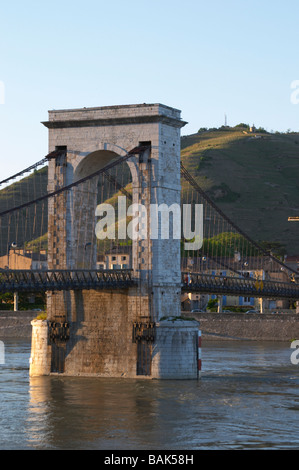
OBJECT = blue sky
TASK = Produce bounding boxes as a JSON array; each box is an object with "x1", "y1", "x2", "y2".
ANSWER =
[{"x1": 1, "y1": 0, "x2": 299, "y2": 180}]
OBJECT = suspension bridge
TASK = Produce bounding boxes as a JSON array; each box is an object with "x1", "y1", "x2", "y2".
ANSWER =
[
  {"x1": 0, "y1": 103, "x2": 298, "y2": 379},
  {"x1": 0, "y1": 144, "x2": 298, "y2": 299}
]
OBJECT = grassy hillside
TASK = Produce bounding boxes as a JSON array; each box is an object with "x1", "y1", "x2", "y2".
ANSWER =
[
  {"x1": 181, "y1": 126, "x2": 299, "y2": 255},
  {"x1": 1, "y1": 126, "x2": 299, "y2": 255}
]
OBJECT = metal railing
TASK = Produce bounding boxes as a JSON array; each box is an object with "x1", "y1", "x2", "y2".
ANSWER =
[
  {"x1": 1, "y1": 268, "x2": 298, "y2": 299},
  {"x1": 0, "y1": 269, "x2": 137, "y2": 292},
  {"x1": 181, "y1": 272, "x2": 299, "y2": 299}
]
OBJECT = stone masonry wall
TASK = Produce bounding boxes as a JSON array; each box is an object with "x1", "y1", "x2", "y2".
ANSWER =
[
  {"x1": 192, "y1": 313, "x2": 299, "y2": 341},
  {"x1": 152, "y1": 321, "x2": 200, "y2": 379},
  {"x1": 0, "y1": 311, "x2": 37, "y2": 338},
  {"x1": 64, "y1": 288, "x2": 140, "y2": 377}
]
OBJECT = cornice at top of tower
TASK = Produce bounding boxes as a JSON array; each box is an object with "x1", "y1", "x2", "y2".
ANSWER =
[{"x1": 42, "y1": 103, "x2": 187, "y2": 129}]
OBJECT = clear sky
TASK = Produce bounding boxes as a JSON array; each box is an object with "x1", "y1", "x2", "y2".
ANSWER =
[{"x1": 1, "y1": 0, "x2": 299, "y2": 180}]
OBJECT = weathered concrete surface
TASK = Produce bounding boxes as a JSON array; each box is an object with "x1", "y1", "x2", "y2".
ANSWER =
[
  {"x1": 189, "y1": 313, "x2": 299, "y2": 341},
  {"x1": 29, "y1": 320, "x2": 51, "y2": 376},
  {"x1": 152, "y1": 320, "x2": 200, "y2": 379},
  {"x1": 3, "y1": 311, "x2": 298, "y2": 343},
  {"x1": 0, "y1": 311, "x2": 37, "y2": 338},
  {"x1": 29, "y1": 290, "x2": 201, "y2": 379}
]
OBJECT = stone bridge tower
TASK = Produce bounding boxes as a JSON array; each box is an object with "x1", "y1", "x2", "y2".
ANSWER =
[{"x1": 29, "y1": 104, "x2": 200, "y2": 379}]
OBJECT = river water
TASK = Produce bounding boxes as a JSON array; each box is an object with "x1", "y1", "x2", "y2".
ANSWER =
[{"x1": 0, "y1": 338, "x2": 298, "y2": 450}]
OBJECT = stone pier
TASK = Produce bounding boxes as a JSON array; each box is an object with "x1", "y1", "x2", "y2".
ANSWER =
[{"x1": 29, "y1": 103, "x2": 200, "y2": 379}]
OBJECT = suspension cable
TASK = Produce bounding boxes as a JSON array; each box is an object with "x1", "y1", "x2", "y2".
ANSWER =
[
  {"x1": 0, "y1": 152, "x2": 133, "y2": 218},
  {"x1": 180, "y1": 162, "x2": 297, "y2": 276}
]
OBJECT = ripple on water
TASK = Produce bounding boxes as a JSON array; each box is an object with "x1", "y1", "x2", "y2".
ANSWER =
[{"x1": 0, "y1": 339, "x2": 299, "y2": 449}]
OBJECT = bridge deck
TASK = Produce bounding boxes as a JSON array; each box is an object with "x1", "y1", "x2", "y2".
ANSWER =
[
  {"x1": 181, "y1": 272, "x2": 299, "y2": 299},
  {"x1": 0, "y1": 269, "x2": 298, "y2": 299},
  {"x1": 0, "y1": 269, "x2": 137, "y2": 292}
]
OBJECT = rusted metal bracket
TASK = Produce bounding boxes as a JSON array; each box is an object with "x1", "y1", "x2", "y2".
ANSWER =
[
  {"x1": 132, "y1": 322, "x2": 156, "y2": 343},
  {"x1": 48, "y1": 321, "x2": 70, "y2": 343}
]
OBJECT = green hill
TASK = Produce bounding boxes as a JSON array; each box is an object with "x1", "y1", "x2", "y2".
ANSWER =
[{"x1": 181, "y1": 126, "x2": 299, "y2": 255}]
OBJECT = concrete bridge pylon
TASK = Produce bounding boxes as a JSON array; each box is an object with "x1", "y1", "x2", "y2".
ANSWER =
[{"x1": 29, "y1": 103, "x2": 200, "y2": 379}]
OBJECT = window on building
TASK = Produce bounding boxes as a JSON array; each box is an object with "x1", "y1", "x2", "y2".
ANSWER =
[{"x1": 112, "y1": 264, "x2": 121, "y2": 270}]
